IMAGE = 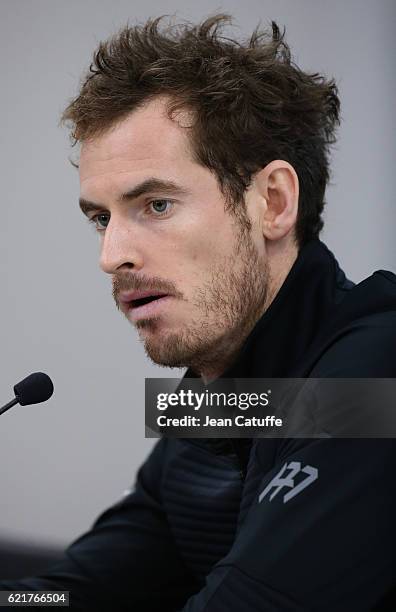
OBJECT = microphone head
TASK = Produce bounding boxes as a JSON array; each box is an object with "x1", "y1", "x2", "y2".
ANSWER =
[{"x1": 13, "y1": 372, "x2": 54, "y2": 406}]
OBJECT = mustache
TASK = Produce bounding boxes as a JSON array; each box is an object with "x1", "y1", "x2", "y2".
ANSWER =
[{"x1": 112, "y1": 273, "x2": 182, "y2": 308}]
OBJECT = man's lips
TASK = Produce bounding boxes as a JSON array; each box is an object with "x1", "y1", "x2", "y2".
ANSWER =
[
  {"x1": 118, "y1": 290, "x2": 173, "y2": 322},
  {"x1": 118, "y1": 289, "x2": 169, "y2": 305}
]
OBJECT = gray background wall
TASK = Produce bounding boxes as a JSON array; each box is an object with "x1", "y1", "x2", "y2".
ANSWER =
[{"x1": 1, "y1": 0, "x2": 395, "y2": 547}]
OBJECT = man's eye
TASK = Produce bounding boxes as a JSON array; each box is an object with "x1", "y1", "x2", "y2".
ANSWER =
[
  {"x1": 90, "y1": 213, "x2": 110, "y2": 231},
  {"x1": 148, "y1": 199, "x2": 173, "y2": 216},
  {"x1": 87, "y1": 200, "x2": 172, "y2": 230}
]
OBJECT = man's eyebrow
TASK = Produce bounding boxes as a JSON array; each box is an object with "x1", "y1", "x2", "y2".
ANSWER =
[{"x1": 79, "y1": 177, "x2": 191, "y2": 216}]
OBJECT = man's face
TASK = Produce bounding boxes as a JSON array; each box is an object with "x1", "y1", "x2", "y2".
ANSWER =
[{"x1": 79, "y1": 96, "x2": 269, "y2": 375}]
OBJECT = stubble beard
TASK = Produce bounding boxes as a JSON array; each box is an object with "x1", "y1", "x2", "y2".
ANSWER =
[{"x1": 138, "y1": 222, "x2": 270, "y2": 377}]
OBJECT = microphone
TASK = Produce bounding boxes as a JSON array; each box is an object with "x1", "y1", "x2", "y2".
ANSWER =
[{"x1": 0, "y1": 372, "x2": 54, "y2": 417}]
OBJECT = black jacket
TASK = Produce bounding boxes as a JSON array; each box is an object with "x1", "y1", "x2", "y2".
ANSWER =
[{"x1": 2, "y1": 239, "x2": 396, "y2": 610}]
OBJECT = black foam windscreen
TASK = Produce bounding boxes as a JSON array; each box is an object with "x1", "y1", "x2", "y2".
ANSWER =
[{"x1": 13, "y1": 372, "x2": 54, "y2": 406}]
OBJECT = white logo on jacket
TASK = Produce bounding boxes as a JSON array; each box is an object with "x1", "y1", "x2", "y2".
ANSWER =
[{"x1": 258, "y1": 461, "x2": 318, "y2": 504}]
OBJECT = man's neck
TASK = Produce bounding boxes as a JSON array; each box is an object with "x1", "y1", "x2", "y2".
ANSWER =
[{"x1": 198, "y1": 244, "x2": 299, "y2": 384}]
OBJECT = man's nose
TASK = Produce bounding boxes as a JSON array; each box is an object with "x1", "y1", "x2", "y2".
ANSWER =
[{"x1": 99, "y1": 218, "x2": 144, "y2": 274}]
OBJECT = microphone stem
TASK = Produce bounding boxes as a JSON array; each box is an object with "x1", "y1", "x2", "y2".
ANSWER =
[{"x1": 0, "y1": 397, "x2": 19, "y2": 416}]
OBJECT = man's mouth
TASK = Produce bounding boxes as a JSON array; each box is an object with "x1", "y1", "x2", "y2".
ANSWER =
[
  {"x1": 119, "y1": 289, "x2": 168, "y2": 305},
  {"x1": 130, "y1": 294, "x2": 167, "y2": 308},
  {"x1": 118, "y1": 290, "x2": 172, "y2": 322}
]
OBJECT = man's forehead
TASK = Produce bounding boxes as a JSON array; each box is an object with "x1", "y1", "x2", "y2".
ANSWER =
[{"x1": 79, "y1": 97, "x2": 194, "y2": 176}]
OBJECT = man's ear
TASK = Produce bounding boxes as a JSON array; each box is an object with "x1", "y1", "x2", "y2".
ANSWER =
[{"x1": 253, "y1": 160, "x2": 299, "y2": 241}]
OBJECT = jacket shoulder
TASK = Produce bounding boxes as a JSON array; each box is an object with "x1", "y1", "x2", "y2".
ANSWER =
[{"x1": 310, "y1": 310, "x2": 396, "y2": 377}]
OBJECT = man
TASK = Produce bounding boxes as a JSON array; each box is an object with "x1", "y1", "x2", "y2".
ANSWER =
[{"x1": 1, "y1": 14, "x2": 396, "y2": 610}]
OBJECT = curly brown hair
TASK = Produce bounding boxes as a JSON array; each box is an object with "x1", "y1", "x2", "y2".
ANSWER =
[{"x1": 61, "y1": 14, "x2": 341, "y2": 246}]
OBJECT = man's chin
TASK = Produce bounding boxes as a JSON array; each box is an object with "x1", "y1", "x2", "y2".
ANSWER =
[
  {"x1": 134, "y1": 322, "x2": 200, "y2": 368},
  {"x1": 143, "y1": 337, "x2": 190, "y2": 369}
]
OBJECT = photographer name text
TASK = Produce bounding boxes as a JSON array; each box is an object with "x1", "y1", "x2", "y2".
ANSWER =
[{"x1": 157, "y1": 414, "x2": 282, "y2": 428}]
